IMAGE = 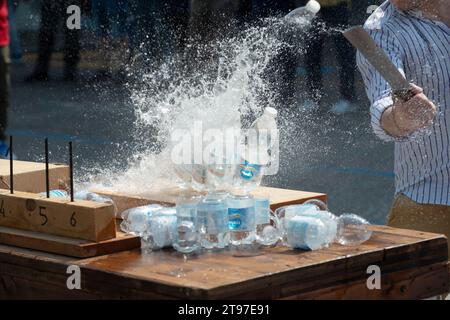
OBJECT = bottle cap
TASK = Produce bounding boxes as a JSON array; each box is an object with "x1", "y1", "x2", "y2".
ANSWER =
[
  {"x1": 306, "y1": 0, "x2": 321, "y2": 14},
  {"x1": 264, "y1": 107, "x2": 278, "y2": 118}
]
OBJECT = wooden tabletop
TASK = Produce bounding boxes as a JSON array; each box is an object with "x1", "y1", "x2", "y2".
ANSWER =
[{"x1": 0, "y1": 225, "x2": 448, "y2": 299}]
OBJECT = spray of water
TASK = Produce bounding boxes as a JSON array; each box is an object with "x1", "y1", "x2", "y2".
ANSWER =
[{"x1": 78, "y1": 16, "x2": 338, "y2": 196}]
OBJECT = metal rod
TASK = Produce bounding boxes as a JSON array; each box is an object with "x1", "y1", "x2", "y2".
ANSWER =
[
  {"x1": 9, "y1": 136, "x2": 13, "y2": 194},
  {"x1": 69, "y1": 141, "x2": 74, "y2": 202},
  {"x1": 45, "y1": 138, "x2": 50, "y2": 198}
]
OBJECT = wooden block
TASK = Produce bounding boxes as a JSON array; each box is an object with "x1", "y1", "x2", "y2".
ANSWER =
[
  {"x1": 93, "y1": 185, "x2": 327, "y2": 216},
  {"x1": 252, "y1": 186, "x2": 327, "y2": 210},
  {"x1": 0, "y1": 190, "x2": 116, "y2": 242},
  {"x1": 0, "y1": 226, "x2": 140, "y2": 258},
  {"x1": 0, "y1": 159, "x2": 69, "y2": 193}
]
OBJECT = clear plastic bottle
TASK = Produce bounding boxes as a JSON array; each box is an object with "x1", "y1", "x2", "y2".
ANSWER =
[
  {"x1": 284, "y1": 0, "x2": 321, "y2": 26},
  {"x1": 227, "y1": 192, "x2": 256, "y2": 247},
  {"x1": 285, "y1": 216, "x2": 328, "y2": 250},
  {"x1": 255, "y1": 197, "x2": 280, "y2": 246},
  {"x1": 276, "y1": 204, "x2": 337, "y2": 248},
  {"x1": 197, "y1": 194, "x2": 230, "y2": 249},
  {"x1": 294, "y1": 210, "x2": 337, "y2": 246},
  {"x1": 74, "y1": 190, "x2": 118, "y2": 217},
  {"x1": 173, "y1": 194, "x2": 202, "y2": 254},
  {"x1": 336, "y1": 213, "x2": 372, "y2": 246},
  {"x1": 235, "y1": 107, "x2": 278, "y2": 192},
  {"x1": 39, "y1": 189, "x2": 69, "y2": 198},
  {"x1": 145, "y1": 207, "x2": 177, "y2": 250},
  {"x1": 120, "y1": 204, "x2": 163, "y2": 235},
  {"x1": 303, "y1": 198, "x2": 328, "y2": 211},
  {"x1": 173, "y1": 163, "x2": 193, "y2": 189}
]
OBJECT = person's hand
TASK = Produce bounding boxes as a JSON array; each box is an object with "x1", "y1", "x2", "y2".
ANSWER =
[{"x1": 391, "y1": 84, "x2": 437, "y2": 135}]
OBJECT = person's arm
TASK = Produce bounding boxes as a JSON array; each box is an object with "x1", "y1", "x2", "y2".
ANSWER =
[{"x1": 356, "y1": 27, "x2": 436, "y2": 141}]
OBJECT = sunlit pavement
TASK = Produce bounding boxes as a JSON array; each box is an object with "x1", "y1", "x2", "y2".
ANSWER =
[{"x1": 7, "y1": 57, "x2": 394, "y2": 224}]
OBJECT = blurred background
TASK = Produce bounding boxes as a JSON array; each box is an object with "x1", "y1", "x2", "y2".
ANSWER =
[{"x1": 2, "y1": 0, "x2": 393, "y2": 224}]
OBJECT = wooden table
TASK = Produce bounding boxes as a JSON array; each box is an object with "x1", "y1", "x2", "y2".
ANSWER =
[{"x1": 0, "y1": 225, "x2": 448, "y2": 299}]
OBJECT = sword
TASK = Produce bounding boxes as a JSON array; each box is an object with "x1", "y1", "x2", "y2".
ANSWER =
[{"x1": 343, "y1": 26, "x2": 415, "y2": 102}]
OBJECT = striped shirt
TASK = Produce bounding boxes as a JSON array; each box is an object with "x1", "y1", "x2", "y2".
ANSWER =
[{"x1": 356, "y1": 1, "x2": 450, "y2": 206}]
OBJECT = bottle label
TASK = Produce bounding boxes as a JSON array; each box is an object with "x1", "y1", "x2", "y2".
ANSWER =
[
  {"x1": 228, "y1": 207, "x2": 256, "y2": 231},
  {"x1": 239, "y1": 161, "x2": 262, "y2": 181},
  {"x1": 286, "y1": 218, "x2": 310, "y2": 250}
]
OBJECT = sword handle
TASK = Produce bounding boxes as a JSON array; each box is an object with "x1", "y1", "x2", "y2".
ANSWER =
[{"x1": 393, "y1": 87, "x2": 416, "y2": 103}]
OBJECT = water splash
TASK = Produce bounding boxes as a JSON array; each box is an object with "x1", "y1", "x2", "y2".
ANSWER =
[{"x1": 76, "y1": 15, "x2": 356, "y2": 197}]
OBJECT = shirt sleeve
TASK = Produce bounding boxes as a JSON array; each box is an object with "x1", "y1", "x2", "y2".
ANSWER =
[{"x1": 356, "y1": 26, "x2": 407, "y2": 142}]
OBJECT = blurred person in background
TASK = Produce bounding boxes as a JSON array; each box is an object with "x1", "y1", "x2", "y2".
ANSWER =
[
  {"x1": 92, "y1": 0, "x2": 129, "y2": 81},
  {"x1": 0, "y1": 0, "x2": 10, "y2": 157},
  {"x1": 301, "y1": 0, "x2": 356, "y2": 114},
  {"x1": 7, "y1": 0, "x2": 21, "y2": 63},
  {"x1": 25, "y1": 0, "x2": 85, "y2": 82}
]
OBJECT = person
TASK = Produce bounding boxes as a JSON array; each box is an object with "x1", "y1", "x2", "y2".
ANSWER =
[
  {"x1": 302, "y1": 0, "x2": 356, "y2": 113},
  {"x1": 7, "y1": 0, "x2": 21, "y2": 63},
  {"x1": 0, "y1": 0, "x2": 10, "y2": 158},
  {"x1": 356, "y1": 0, "x2": 450, "y2": 255},
  {"x1": 91, "y1": 0, "x2": 129, "y2": 81},
  {"x1": 25, "y1": 0, "x2": 83, "y2": 82}
]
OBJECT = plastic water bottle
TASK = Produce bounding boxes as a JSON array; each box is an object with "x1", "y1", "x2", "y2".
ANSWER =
[
  {"x1": 39, "y1": 189, "x2": 69, "y2": 198},
  {"x1": 303, "y1": 198, "x2": 328, "y2": 211},
  {"x1": 296, "y1": 210, "x2": 337, "y2": 245},
  {"x1": 206, "y1": 160, "x2": 236, "y2": 192},
  {"x1": 254, "y1": 197, "x2": 280, "y2": 246},
  {"x1": 227, "y1": 192, "x2": 256, "y2": 247},
  {"x1": 236, "y1": 107, "x2": 278, "y2": 192},
  {"x1": 276, "y1": 203, "x2": 337, "y2": 247},
  {"x1": 284, "y1": 0, "x2": 321, "y2": 26},
  {"x1": 190, "y1": 164, "x2": 208, "y2": 191},
  {"x1": 285, "y1": 216, "x2": 329, "y2": 250},
  {"x1": 197, "y1": 194, "x2": 230, "y2": 249},
  {"x1": 145, "y1": 207, "x2": 177, "y2": 250},
  {"x1": 120, "y1": 204, "x2": 163, "y2": 235},
  {"x1": 173, "y1": 194, "x2": 201, "y2": 254},
  {"x1": 173, "y1": 163, "x2": 193, "y2": 189},
  {"x1": 336, "y1": 213, "x2": 372, "y2": 246},
  {"x1": 74, "y1": 190, "x2": 118, "y2": 217},
  {"x1": 281, "y1": 203, "x2": 320, "y2": 221}
]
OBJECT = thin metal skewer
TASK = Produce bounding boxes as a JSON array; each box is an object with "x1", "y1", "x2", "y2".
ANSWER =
[
  {"x1": 69, "y1": 141, "x2": 74, "y2": 202},
  {"x1": 45, "y1": 138, "x2": 50, "y2": 198},
  {"x1": 9, "y1": 136, "x2": 13, "y2": 194}
]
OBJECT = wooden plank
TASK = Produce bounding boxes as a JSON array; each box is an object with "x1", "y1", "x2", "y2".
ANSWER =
[
  {"x1": 94, "y1": 186, "x2": 327, "y2": 216},
  {"x1": 280, "y1": 261, "x2": 450, "y2": 300},
  {"x1": 253, "y1": 186, "x2": 327, "y2": 210},
  {"x1": 0, "y1": 190, "x2": 116, "y2": 241},
  {"x1": 0, "y1": 159, "x2": 69, "y2": 193},
  {"x1": 0, "y1": 226, "x2": 140, "y2": 258}
]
